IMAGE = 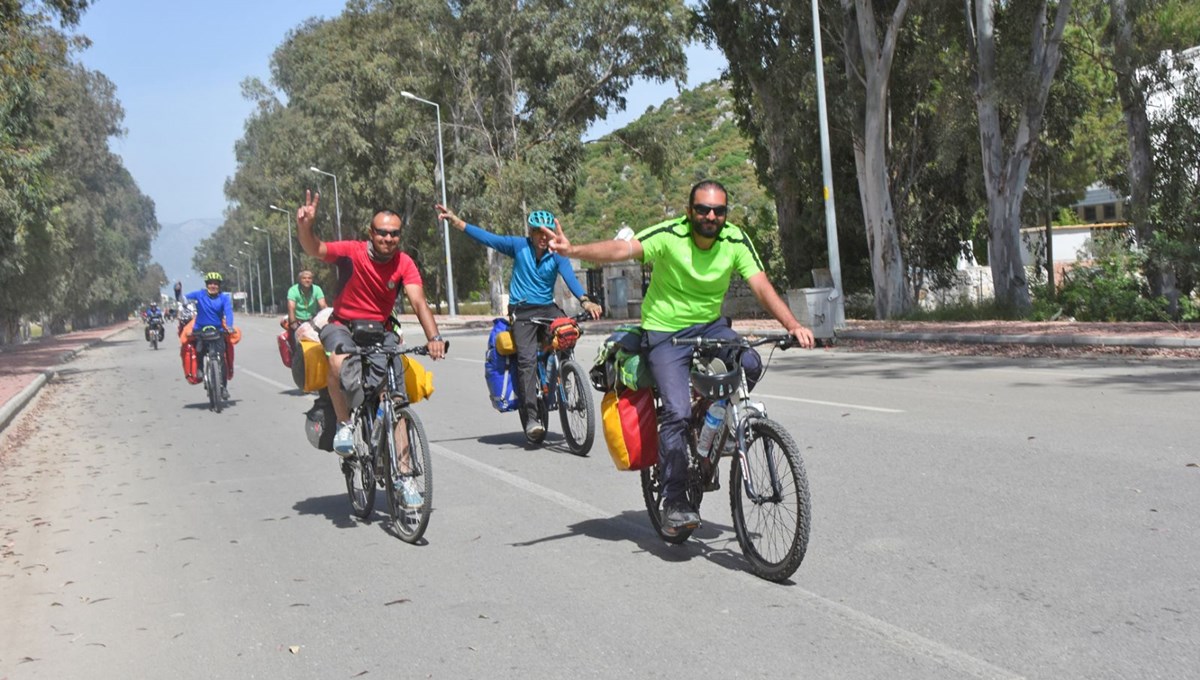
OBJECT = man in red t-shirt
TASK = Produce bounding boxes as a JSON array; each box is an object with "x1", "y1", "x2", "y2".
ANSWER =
[{"x1": 296, "y1": 190, "x2": 447, "y2": 459}]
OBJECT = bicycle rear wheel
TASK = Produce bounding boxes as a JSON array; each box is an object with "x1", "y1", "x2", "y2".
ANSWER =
[
  {"x1": 385, "y1": 405, "x2": 432, "y2": 543},
  {"x1": 344, "y1": 411, "x2": 376, "y2": 520},
  {"x1": 557, "y1": 360, "x2": 595, "y2": 455},
  {"x1": 641, "y1": 458, "x2": 704, "y2": 545},
  {"x1": 729, "y1": 417, "x2": 811, "y2": 582}
]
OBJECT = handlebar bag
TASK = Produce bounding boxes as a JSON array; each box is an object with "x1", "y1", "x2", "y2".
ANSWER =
[
  {"x1": 601, "y1": 387, "x2": 658, "y2": 471},
  {"x1": 549, "y1": 317, "x2": 581, "y2": 351}
]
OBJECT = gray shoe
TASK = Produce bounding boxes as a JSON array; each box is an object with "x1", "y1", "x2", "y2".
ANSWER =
[
  {"x1": 333, "y1": 422, "x2": 354, "y2": 457},
  {"x1": 524, "y1": 421, "x2": 545, "y2": 442},
  {"x1": 661, "y1": 500, "x2": 701, "y2": 533}
]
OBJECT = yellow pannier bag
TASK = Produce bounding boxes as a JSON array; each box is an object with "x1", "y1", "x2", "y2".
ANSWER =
[
  {"x1": 291, "y1": 338, "x2": 328, "y2": 393},
  {"x1": 495, "y1": 330, "x2": 516, "y2": 356},
  {"x1": 401, "y1": 354, "x2": 434, "y2": 403}
]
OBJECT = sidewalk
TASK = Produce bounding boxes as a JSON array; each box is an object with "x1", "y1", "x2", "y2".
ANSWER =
[{"x1": 0, "y1": 320, "x2": 137, "y2": 432}]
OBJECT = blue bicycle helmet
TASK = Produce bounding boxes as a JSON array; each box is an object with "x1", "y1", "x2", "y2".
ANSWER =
[{"x1": 527, "y1": 210, "x2": 555, "y2": 231}]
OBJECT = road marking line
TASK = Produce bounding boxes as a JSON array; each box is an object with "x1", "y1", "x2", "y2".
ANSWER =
[
  {"x1": 240, "y1": 368, "x2": 293, "y2": 391},
  {"x1": 455, "y1": 358, "x2": 484, "y2": 364},
  {"x1": 756, "y1": 392, "x2": 904, "y2": 413},
  {"x1": 431, "y1": 442, "x2": 1020, "y2": 679}
]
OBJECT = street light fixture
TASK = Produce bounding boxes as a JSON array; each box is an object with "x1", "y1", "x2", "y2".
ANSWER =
[
  {"x1": 243, "y1": 240, "x2": 264, "y2": 315},
  {"x1": 400, "y1": 89, "x2": 458, "y2": 317},
  {"x1": 252, "y1": 226, "x2": 277, "y2": 311},
  {"x1": 308, "y1": 166, "x2": 342, "y2": 241},
  {"x1": 269, "y1": 204, "x2": 296, "y2": 283}
]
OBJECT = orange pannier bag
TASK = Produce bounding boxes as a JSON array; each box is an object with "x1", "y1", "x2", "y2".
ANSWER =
[
  {"x1": 601, "y1": 387, "x2": 658, "y2": 471},
  {"x1": 549, "y1": 317, "x2": 581, "y2": 351}
]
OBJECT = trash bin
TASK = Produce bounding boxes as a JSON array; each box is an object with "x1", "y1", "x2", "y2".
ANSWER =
[
  {"x1": 607, "y1": 277, "x2": 629, "y2": 319},
  {"x1": 787, "y1": 288, "x2": 836, "y2": 340}
]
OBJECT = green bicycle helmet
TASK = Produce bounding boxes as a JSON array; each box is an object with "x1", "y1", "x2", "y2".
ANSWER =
[
  {"x1": 204, "y1": 271, "x2": 223, "y2": 283},
  {"x1": 527, "y1": 210, "x2": 555, "y2": 231}
]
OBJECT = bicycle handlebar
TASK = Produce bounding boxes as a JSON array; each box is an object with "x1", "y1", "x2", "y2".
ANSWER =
[
  {"x1": 671, "y1": 333, "x2": 799, "y2": 351},
  {"x1": 527, "y1": 311, "x2": 596, "y2": 326},
  {"x1": 339, "y1": 340, "x2": 450, "y2": 357}
]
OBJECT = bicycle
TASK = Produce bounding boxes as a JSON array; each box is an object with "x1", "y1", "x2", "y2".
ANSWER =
[
  {"x1": 640, "y1": 333, "x2": 811, "y2": 582},
  {"x1": 339, "y1": 324, "x2": 446, "y2": 544},
  {"x1": 194, "y1": 326, "x2": 228, "y2": 413},
  {"x1": 145, "y1": 316, "x2": 165, "y2": 350},
  {"x1": 516, "y1": 311, "x2": 596, "y2": 455}
]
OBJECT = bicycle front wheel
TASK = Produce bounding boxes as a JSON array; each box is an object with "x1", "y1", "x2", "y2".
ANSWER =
[
  {"x1": 344, "y1": 410, "x2": 376, "y2": 520},
  {"x1": 729, "y1": 417, "x2": 811, "y2": 582},
  {"x1": 205, "y1": 357, "x2": 221, "y2": 413},
  {"x1": 385, "y1": 405, "x2": 432, "y2": 543},
  {"x1": 557, "y1": 360, "x2": 595, "y2": 455}
]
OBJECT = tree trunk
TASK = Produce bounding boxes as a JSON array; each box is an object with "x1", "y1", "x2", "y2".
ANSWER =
[
  {"x1": 1111, "y1": 0, "x2": 1178, "y2": 315},
  {"x1": 966, "y1": 0, "x2": 1071, "y2": 313},
  {"x1": 842, "y1": 0, "x2": 911, "y2": 319}
]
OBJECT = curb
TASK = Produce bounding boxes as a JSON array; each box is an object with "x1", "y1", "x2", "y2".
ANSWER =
[
  {"x1": 0, "y1": 323, "x2": 135, "y2": 433},
  {"x1": 836, "y1": 330, "x2": 1200, "y2": 349}
]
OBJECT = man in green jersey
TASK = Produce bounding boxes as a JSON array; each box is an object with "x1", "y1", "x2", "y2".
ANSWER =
[
  {"x1": 286, "y1": 270, "x2": 327, "y2": 331},
  {"x1": 545, "y1": 180, "x2": 814, "y2": 533}
]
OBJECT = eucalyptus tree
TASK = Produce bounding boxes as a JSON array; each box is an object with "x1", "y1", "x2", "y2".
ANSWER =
[{"x1": 964, "y1": 0, "x2": 1073, "y2": 313}]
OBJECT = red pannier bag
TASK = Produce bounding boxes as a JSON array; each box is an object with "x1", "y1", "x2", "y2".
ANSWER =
[
  {"x1": 601, "y1": 387, "x2": 658, "y2": 471},
  {"x1": 277, "y1": 330, "x2": 293, "y2": 368},
  {"x1": 548, "y1": 317, "x2": 581, "y2": 351},
  {"x1": 180, "y1": 342, "x2": 202, "y2": 384}
]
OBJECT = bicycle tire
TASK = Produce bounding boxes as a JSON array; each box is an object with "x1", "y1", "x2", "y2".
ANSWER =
[
  {"x1": 386, "y1": 405, "x2": 432, "y2": 543},
  {"x1": 151, "y1": 336, "x2": 158, "y2": 350},
  {"x1": 729, "y1": 417, "x2": 811, "y2": 582},
  {"x1": 557, "y1": 360, "x2": 595, "y2": 455},
  {"x1": 640, "y1": 459, "x2": 705, "y2": 545},
  {"x1": 344, "y1": 409, "x2": 376, "y2": 520},
  {"x1": 206, "y1": 357, "x2": 221, "y2": 413}
]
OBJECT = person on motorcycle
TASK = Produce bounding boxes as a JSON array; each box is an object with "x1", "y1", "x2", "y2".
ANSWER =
[
  {"x1": 143, "y1": 302, "x2": 165, "y2": 342},
  {"x1": 436, "y1": 203, "x2": 602, "y2": 442},
  {"x1": 184, "y1": 272, "x2": 236, "y2": 399}
]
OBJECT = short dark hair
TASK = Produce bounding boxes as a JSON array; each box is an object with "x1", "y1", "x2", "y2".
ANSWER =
[{"x1": 689, "y1": 179, "x2": 728, "y2": 206}]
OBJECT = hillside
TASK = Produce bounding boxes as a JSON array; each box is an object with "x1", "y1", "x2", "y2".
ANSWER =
[
  {"x1": 151, "y1": 218, "x2": 222, "y2": 292},
  {"x1": 568, "y1": 80, "x2": 775, "y2": 247}
]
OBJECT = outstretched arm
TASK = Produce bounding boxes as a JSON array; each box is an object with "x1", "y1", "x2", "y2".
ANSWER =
[
  {"x1": 543, "y1": 219, "x2": 642, "y2": 264},
  {"x1": 296, "y1": 190, "x2": 327, "y2": 259},
  {"x1": 403, "y1": 283, "x2": 447, "y2": 360}
]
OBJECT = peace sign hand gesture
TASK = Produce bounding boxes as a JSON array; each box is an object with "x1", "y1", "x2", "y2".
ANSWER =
[
  {"x1": 542, "y1": 218, "x2": 572, "y2": 256},
  {"x1": 297, "y1": 190, "x2": 320, "y2": 231}
]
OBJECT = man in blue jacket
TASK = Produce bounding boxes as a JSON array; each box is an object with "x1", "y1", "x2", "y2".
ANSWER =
[
  {"x1": 185, "y1": 272, "x2": 236, "y2": 399},
  {"x1": 437, "y1": 204, "x2": 602, "y2": 442}
]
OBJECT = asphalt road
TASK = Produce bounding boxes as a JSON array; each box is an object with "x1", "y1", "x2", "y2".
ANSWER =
[{"x1": 2, "y1": 317, "x2": 1197, "y2": 679}]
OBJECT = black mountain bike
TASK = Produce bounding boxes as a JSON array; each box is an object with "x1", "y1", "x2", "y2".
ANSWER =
[
  {"x1": 195, "y1": 326, "x2": 228, "y2": 413},
  {"x1": 340, "y1": 327, "x2": 445, "y2": 544},
  {"x1": 640, "y1": 333, "x2": 811, "y2": 582},
  {"x1": 146, "y1": 317, "x2": 165, "y2": 350},
  {"x1": 517, "y1": 311, "x2": 596, "y2": 454}
]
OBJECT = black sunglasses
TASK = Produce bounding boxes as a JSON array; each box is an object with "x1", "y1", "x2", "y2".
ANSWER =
[
  {"x1": 372, "y1": 227, "x2": 401, "y2": 238},
  {"x1": 692, "y1": 203, "x2": 728, "y2": 217}
]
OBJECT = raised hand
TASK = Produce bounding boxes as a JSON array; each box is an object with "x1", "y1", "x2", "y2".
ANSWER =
[
  {"x1": 542, "y1": 218, "x2": 571, "y2": 255},
  {"x1": 435, "y1": 203, "x2": 465, "y2": 231},
  {"x1": 297, "y1": 190, "x2": 320, "y2": 231}
]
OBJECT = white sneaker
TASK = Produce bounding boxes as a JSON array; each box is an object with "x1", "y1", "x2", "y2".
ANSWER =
[
  {"x1": 333, "y1": 422, "x2": 354, "y2": 457},
  {"x1": 400, "y1": 477, "x2": 424, "y2": 507}
]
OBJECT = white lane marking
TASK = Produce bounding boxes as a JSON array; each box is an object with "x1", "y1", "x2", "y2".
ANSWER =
[
  {"x1": 240, "y1": 368, "x2": 294, "y2": 391},
  {"x1": 431, "y1": 441, "x2": 1021, "y2": 679},
  {"x1": 456, "y1": 358, "x2": 485, "y2": 364},
  {"x1": 755, "y1": 392, "x2": 904, "y2": 413}
]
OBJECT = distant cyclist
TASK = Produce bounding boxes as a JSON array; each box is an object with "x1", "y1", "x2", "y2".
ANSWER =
[
  {"x1": 545, "y1": 180, "x2": 814, "y2": 533},
  {"x1": 185, "y1": 272, "x2": 236, "y2": 399},
  {"x1": 143, "y1": 302, "x2": 165, "y2": 343},
  {"x1": 286, "y1": 269, "x2": 327, "y2": 337},
  {"x1": 437, "y1": 204, "x2": 602, "y2": 442}
]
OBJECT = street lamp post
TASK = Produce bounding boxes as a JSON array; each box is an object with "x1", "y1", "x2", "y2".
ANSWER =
[
  {"x1": 237, "y1": 250, "x2": 253, "y2": 313},
  {"x1": 243, "y1": 241, "x2": 264, "y2": 314},
  {"x1": 810, "y1": 0, "x2": 846, "y2": 328},
  {"x1": 400, "y1": 89, "x2": 458, "y2": 317},
  {"x1": 227, "y1": 263, "x2": 243, "y2": 312},
  {"x1": 308, "y1": 166, "x2": 342, "y2": 241},
  {"x1": 252, "y1": 226, "x2": 277, "y2": 311},
  {"x1": 269, "y1": 204, "x2": 296, "y2": 283}
]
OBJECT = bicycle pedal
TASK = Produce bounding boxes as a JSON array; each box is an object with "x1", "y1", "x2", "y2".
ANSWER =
[{"x1": 703, "y1": 481, "x2": 721, "y2": 492}]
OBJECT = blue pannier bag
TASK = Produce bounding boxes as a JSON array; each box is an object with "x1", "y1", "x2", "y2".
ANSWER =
[{"x1": 485, "y1": 318, "x2": 519, "y2": 412}]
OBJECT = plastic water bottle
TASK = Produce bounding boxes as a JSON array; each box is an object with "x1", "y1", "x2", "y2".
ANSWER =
[{"x1": 696, "y1": 400, "x2": 727, "y2": 456}]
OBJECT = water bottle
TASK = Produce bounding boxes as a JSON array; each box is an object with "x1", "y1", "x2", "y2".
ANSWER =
[{"x1": 696, "y1": 400, "x2": 727, "y2": 456}]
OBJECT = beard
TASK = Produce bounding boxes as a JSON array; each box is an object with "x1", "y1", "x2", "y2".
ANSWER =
[{"x1": 690, "y1": 215, "x2": 723, "y2": 239}]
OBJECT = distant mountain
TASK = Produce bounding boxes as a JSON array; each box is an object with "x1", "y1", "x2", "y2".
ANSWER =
[{"x1": 152, "y1": 218, "x2": 222, "y2": 293}]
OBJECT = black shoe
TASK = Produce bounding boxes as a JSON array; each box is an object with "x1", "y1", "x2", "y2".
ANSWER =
[
  {"x1": 221, "y1": 387, "x2": 230, "y2": 400},
  {"x1": 661, "y1": 500, "x2": 701, "y2": 533}
]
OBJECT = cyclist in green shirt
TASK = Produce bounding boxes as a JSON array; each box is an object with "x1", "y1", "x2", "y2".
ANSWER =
[
  {"x1": 545, "y1": 179, "x2": 814, "y2": 533},
  {"x1": 286, "y1": 270, "x2": 327, "y2": 331}
]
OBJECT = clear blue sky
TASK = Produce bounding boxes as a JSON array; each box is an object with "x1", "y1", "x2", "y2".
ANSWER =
[{"x1": 74, "y1": 2, "x2": 726, "y2": 226}]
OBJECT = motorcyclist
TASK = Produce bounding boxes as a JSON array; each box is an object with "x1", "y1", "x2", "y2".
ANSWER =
[{"x1": 143, "y1": 302, "x2": 165, "y2": 342}]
